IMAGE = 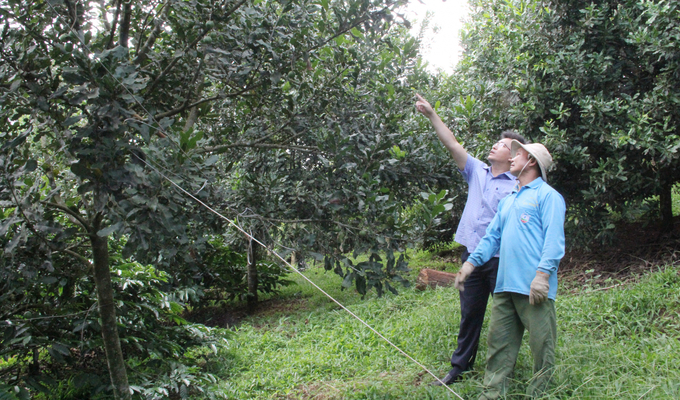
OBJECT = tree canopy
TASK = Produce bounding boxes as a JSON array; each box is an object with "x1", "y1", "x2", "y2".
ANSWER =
[
  {"x1": 438, "y1": 0, "x2": 680, "y2": 245},
  {"x1": 3, "y1": 0, "x2": 679, "y2": 397},
  {"x1": 1, "y1": 0, "x2": 458, "y2": 396}
]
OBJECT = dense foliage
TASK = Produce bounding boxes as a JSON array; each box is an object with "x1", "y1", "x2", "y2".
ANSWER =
[
  {"x1": 3, "y1": 0, "x2": 678, "y2": 397},
  {"x1": 0, "y1": 0, "x2": 459, "y2": 397},
  {"x1": 441, "y1": 0, "x2": 680, "y2": 245}
]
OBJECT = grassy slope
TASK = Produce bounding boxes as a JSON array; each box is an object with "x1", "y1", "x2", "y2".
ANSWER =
[{"x1": 203, "y1": 252, "x2": 680, "y2": 400}]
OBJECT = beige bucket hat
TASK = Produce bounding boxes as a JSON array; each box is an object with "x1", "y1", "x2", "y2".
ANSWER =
[{"x1": 510, "y1": 140, "x2": 553, "y2": 182}]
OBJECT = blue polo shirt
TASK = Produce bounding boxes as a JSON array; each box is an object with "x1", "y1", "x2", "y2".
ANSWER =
[
  {"x1": 467, "y1": 177, "x2": 566, "y2": 300},
  {"x1": 455, "y1": 154, "x2": 517, "y2": 254}
]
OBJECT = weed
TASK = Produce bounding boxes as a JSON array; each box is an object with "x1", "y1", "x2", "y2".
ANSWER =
[{"x1": 195, "y1": 264, "x2": 680, "y2": 399}]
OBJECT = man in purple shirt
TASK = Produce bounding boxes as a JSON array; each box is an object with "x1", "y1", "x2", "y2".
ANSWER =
[{"x1": 416, "y1": 94, "x2": 526, "y2": 385}]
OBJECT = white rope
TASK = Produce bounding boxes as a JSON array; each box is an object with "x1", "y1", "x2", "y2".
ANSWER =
[
  {"x1": 39, "y1": 4, "x2": 465, "y2": 397},
  {"x1": 135, "y1": 154, "x2": 464, "y2": 399}
]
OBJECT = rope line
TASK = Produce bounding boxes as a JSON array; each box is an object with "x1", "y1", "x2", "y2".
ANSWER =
[
  {"x1": 5, "y1": 302, "x2": 97, "y2": 323},
  {"x1": 37, "y1": 3, "x2": 464, "y2": 397},
  {"x1": 134, "y1": 154, "x2": 464, "y2": 399}
]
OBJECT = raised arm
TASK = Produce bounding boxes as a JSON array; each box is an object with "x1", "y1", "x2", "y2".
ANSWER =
[{"x1": 415, "y1": 93, "x2": 468, "y2": 170}]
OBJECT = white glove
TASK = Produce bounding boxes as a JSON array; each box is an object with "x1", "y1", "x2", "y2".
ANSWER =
[
  {"x1": 454, "y1": 261, "x2": 475, "y2": 291},
  {"x1": 529, "y1": 271, "x2": 550, "y2": 305}
]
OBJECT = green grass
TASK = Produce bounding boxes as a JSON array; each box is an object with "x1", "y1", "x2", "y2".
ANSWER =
[
  {"x1": 199, "y1": 260, "x2": 680, "y2": 399},
  {"x1": 403, "y1": 240, "x2": 463, "y2": 273}
]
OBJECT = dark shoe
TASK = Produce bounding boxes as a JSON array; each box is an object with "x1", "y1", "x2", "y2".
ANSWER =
[{"x1": 431, "y1": 368, "x2": 463, "y2": 386}]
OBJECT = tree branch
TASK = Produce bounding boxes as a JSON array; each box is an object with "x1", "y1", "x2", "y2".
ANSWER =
[
  {"x1": 146, "y1": 33, "x2": 208, "y2": 94},
  {"x1": 154, "y1": 95, "x2": 220, "y2": 120},
  {"x1": 63, "y1": 240, "x2": 88, "y2": 252},
  {"x1": 41, "y1": 201, "x2": 91, "y2": 233},
  {"x1": 222, "y1": 0, "x2": 250, "y2": 22},
  {"x1": 239, "y1": 215, "x2": 359, "y2": 231},
  {"x1": 98, "y1": 0, "x2": 112, "y2": 33},
  {"x1": 8, "y1": 188, "x2": 92, "y2": 271},
  {"x1": 203, "y1": 142, "x2": 320, "y2": 154},
  {"x1": 182, "y1": 61, "x2": 205, "y2": 131},
  {"x1": 199, "y1": 60, "x2": 348, "y2": 155},
  {"x1": 134, "y1": 4, "x2": 157, "y2": 53},
  {"x1": 63, "y1": 0, "x2": 81, "y2": 31},
  {"x1": 59, "y1": 248, "x2": 94, "y2": 269},
  {"x1": 133, "y1": 0, "x2": 171, "y2": 65},
  {"x1": 106, "y1": 0, "x2": 121, "y2": 49},
  {"x1": 118, "y1": 1, "x2": 132, "y2": 48},
  {"x1": 307, "y1": 4, "x2": 395, "y2": 53},
  {"x1": 146, "y1": 0, "x2": 249, "y2": 93},
  {"x1": 0, "y1": 303, "x2": 51, "y2": 322},
  {"x1": 154, "y1": 84, "x2": 255, "y2": 119}
]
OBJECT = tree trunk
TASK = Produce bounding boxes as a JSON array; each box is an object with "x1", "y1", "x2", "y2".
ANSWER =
[
  {"x1": 415, "y1": 268, "x2": 459, "y2": 291},
  {"x1": 247, "y1": 236, "x2": 259, "y2": 314},
  {"x1": 118, "y1": 1, "x2": 131, "y2": 48},
  {"x1": 28, "y1": 348, "x2": 39, "y2": 375},
  {"x1": 660, "y1": 178, "x2": 674, "y2": 234},
  {"x1": 90, "y1": 216, "x2": 130, "y2": 400},
  {"x1": 184, "y1": 106, "x2": 199, "y2": 132}
]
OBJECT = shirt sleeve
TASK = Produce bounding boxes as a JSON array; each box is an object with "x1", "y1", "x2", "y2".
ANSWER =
[
  {"x1": 459, "y1": 154, "x2": 482, "y2": 184},
  {"x1": 467, "y1": 197, "x2": 505, "y2": 266},
  {"x1": 537, "y1": 190, "x2": 566, "y2": 274}
]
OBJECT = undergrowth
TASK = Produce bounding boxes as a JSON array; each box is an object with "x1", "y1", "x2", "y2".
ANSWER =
[
  {"x1": 4, "y1": 247, "x2": 677, "y2": 399},
  {"x1": 198, "y1": 258, "x2": 680, "y2": 399}
]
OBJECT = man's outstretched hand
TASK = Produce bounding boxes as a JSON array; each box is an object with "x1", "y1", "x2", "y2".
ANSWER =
[{"x1": 415, "y1": 93, "x2": 435, "y2": 118}]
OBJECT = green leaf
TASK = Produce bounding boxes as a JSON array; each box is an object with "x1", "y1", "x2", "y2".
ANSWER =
[
  {"x1": 62, "y1": 115, "x2": 83, "y2": 127},
  {"x1": 341, "y1": 272, "x2": 355, "y2": 288},
  {"x1": 70, "y1": 162, "x2": 89, "y2": 177},
  {"x1": 97, "y1": 222, "x2": 123, "y2": 237},
  {"x1": 51, "y1": 343, "x2": 71, "y2": 356},
  {"x1": 40, "y1": 276, "x2": 58, "y2": 284},
  {"x1": 1, "y1": 127, "x2": 31, "y2": 151},
  {"x1": 9, "y1": 79, "x2": 22, "y2": 92},
  {"x1": 432, "y1": 204, "x2": 445, "y2": 215},
  {"x1": 24, "y1": 160, "x2": 37, "y2": 172},
  {"x1": 205, "y1": 155, "x2": 219, "y2": 166},
  {"x1": 356, "y1": 275, "x2": 366, "y2": 295}
]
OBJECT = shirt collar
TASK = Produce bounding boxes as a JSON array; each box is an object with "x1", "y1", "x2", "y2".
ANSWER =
[
  {"x1": 513, "y1": 177, "x2": 544, "y2": 193},
  {"x1": 483, "y1": 164, "x2": 515, "y2": 180},
  {"x1": 526, "y1": 177, "x2": 545, "y2": 188}
]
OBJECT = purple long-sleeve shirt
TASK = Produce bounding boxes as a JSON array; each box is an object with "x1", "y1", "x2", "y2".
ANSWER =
[{"x1": 455, "y1": 155, "x2": 517, "y2": 254}]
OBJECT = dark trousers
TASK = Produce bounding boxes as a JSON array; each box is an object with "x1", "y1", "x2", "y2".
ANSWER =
[{"x1": 450, "y1": 250, "x2": 498, "y2": 372}]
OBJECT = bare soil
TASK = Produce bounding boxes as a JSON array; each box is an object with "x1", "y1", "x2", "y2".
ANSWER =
[
  {"x1": 559, "y1": 217, "x2": 680, "y2": 288},
  {"x1": 184, "y1": 297, "x2": 310, "y2": 328}
]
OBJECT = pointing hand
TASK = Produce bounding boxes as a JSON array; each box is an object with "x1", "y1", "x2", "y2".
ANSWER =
[{"x1": 415, "y1": 93, "x2": 435, "y2": 118}]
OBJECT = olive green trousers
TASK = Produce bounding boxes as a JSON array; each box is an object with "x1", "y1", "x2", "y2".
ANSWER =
[{"x1": 479, "y1": 292, "x2": 556, "y2": 400}]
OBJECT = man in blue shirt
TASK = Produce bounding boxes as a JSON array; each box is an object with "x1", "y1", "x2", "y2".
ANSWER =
[
  {"x1": 456, "y1": 140, "x2": 566, "y2": 399},
  {"x1": 415, "y1": 94, "x2": 526, "y2": 385}
]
